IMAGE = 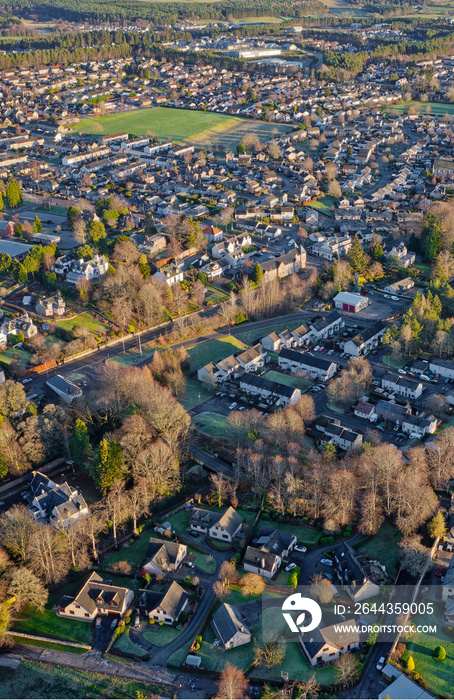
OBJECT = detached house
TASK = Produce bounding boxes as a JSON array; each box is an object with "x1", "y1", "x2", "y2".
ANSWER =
[
  {"x1": 190, "y1": 506, "x2": 243, "y2": 542},
  {"x1": 334, "y1": 542, "x2": 380, "y2": 600},
  {"x1": 143, "y1": 539, "x2": 187, "y2": 576},
  {"x1": 66, "y1": 255, "x2": 109, "y2": 285},
  {"x1": 244, "y1": 527, "x2": 296, "y2": 579},
  {"x1": 28, "y1": 470, "x2": 88, "y2": 528},
  {"x1": 299, "y1": 615, "x2": 361, "y2": 667},
  {"x1": 58, "y1": 572, "x2": 134, "y2": 621},
  {"x1": 212, "y1": 603, "x2": 251, "y2": 650},
  {"x1": 137, "y1": 581, "x2": 188, "y2": 625},
  {"x1": 35, "y1": 293, "x2": 65, "y2": 317},
  {"x1": 2, "y1": 314, "x2": 37, "y2": 339}
]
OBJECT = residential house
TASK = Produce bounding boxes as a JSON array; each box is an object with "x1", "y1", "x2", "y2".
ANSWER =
[
  {"x1": 202, "y1": 225, "x2": 223, "y2": 242},
  {"x1": 278, "y1": 349, "x2": 337, "y2": 381},
  {"x1": 197, "y1": 355, "x2": 240, "y2": 385},
  {"x1": 429, "y1": 357, "x2": 454, "y2": 380},
  {"x1": 354, "y1": 400, "x2": 377, "y2": 421},
  {"x1": 58, "y1": 572, "x2": 133, "y2": 620},
  {"x1": 35, "y1": 293, "x2": 66, "y2": 317},
  {"x1": 152, "y1": 263, "x2": 184, "y2": 287},
  {"x1": 28, "y1": 470, "x2": 88, "y2": 527},
  {"x1": 0, "y1": 220, "x2": 15, "y2": 238},
  {"x1": 261, "y1": 331, "x2": 283, "y2": 352},
  {"x1": 53, "y1": 254, "x2": 74, "y2": 276},
  {"x1": 299, "y1": 616, "x2": 360, "y2": 667},
  {"x1": 2, "y1": 313, "x2": 37, "y2": 339},
  {"x1": 384, "y1": 242, "x2": 415, "y2": 268},
  {"x1": 46, "y1": 375, "x2": 83, "y2": 404},
  {"x1": 291, "y1": 323, "x2": 311, "y2": 347},
  {"x1": 314, "y1": 415, "x2": 363, "y2": 451},
  {"x1": 381, "y1": 373, "x2": 424, "y2": 400},
  {"x1": 237, "y1": 343, "x2": 267, "y2": 372},
  {"x1": 334, "y1": 291, "x2": 369, "y2": 314},
  {"x1": 65, "y1": 255, "x2": 109, "y2": 285},
  {"x1": 137, "y1": 581, "x2": 188, "y2": 625},
  {"x1": 374, "y1": 400, "x2": 437, "y2": 435},
  {"x1": 260, "y1": 247, "x2": 306, "y2": 283},
  {"x1": 189, "y1": 506, "x2": 243, "y2": 542},
  {"x1": 244, "y1": 527, "x2": 297, "y2": 579},
  {"x1": 211, "y1": 603, "x2": 251, "y2": 650},
  {"x1": 384, "y1": 278, "x2": 415, "y2": 295},
  {"x1": 343, "y1": 322, "x2": 386, "y2": 357},
  {"x1": 308, "y1": 311, "x2": 344, "y2": 340},
  {"x1": 334, "y1": 542, "x2": 381, "y2": 600},
  {"x1": 143, "y1": 539, "x2": 187, "y2": 576},
  {"x1": 240, "y1": 373, "x2": 301, "y2": 406}
]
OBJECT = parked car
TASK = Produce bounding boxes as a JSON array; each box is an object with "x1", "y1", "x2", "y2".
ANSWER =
[
  {"x1": 229, "y1": 402, "x2": 238, "y2": 410},
  {"x1": 376, "y1": 657, "x2": 385, "y2": 671},
  {"x1": 96, "y1": 617, "x2": 102, "y2": 628},
  {"x1": 398, "y1": 368, "x2": 406, "y2": 375},
  {"x1": 134, "y1": 615, "x2": 140, "y2": 628},
  {"x1": 314, "y1": 346, "x2": 320, "y2": 352},
  {"x1": 285, "y1": 562, "x2": 297, "y2": 572},
  {"x1": 391, "y1": 296, "x2": 399, "y2": 301},
  {"x1": 393, "y1": 424, "x2": 400, "y2": 432},
  {"x1": 384, "y1": 294, "x2": 390, "y2": 298},
  {"x1": 318, "y1": 346, "x2": 325, "y2": 352},
  {"x1": 320, "y1": 558, "x2": 334, "y2": 567},
  {"x1": 184, "y1": 561, "x2": 195, "y2": 568},
  {"x1": 294, "y1": 545, "x2": 307, "y2": 553},
  {"x1": 371, "y1": 349, "x2": 379, "y2": 356},
  {"x1": 110, "y1": 619, "x2": 117, "y2": 630},
  {"x1": 436, "y1": 566, "x2": 446, "y2": 577}
]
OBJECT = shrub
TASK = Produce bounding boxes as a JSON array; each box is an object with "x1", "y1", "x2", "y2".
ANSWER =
[
  {"x1": 335, "y1": 530, "x2": 341, "y2": 536},
  {"x1": 144, "y1": 573, "x2": 151, "y2": 582},
  {"x1": 179, "y1": 611, "x2": 188, "y2": 624},
  {"x1": 149, "y1": 618, "x2": 155, "y2": 625},
  {"x1": 406, "y1": 656, "x2": 415, "y2": 672},
  {"x1": 320, "y1": 537, "x2": 327, "y2": 544},
  {"x1": 327, "y1": 536, "x2": 334, "y2": 543},
  {"x1": 124, "y1": 616, "x2": 130, "y2": 625},
  {"x1": 434, "y1": 646, "x2": 446, "y2": 661},
  {"x1": 261, "y1": 513, "x2": 270, "y2": 520}
]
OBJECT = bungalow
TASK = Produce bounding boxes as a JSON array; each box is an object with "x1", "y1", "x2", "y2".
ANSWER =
[
  {"x1": 28, "y1": 470, "x2": 89, "y2": 528},
  {"x1": 278, "y1": 349, "x2": 337, "y2": 381},
  {"x1": 334, "y1": 292, "x2": 369, "y2": 314},
  {"x1": 137, "y1": 581, "x2": 188, "y2": 625},
  {"x1": 58, "y1": 572, "x2": 134, "y2": 620},
  {"x1": 240, "y1": 373, "x2": 301, "y2": 406},
  {"x1": 381, "y1": 373, "x2": 423, "y2": 400},
  {"x1": 143, "y1": 539, "x2": 187, "y2": 576},
  {"x1": 211, "y1": 603, "x2": 251, "y2": 650},
  {"x1": 314, "y1": 415, "x2": 363, "y2": 451},
  {"x1": 343, "y1": 322, "x2": 386, "y2": 357},
  {"x1": 190, "y1": 506, "x2": 243, "y2": 542},
  {"x1": 299, "y1": 616, "x2": 360, "y2": 667},
  {"x1": 334, "y1": 542, "x2": 381, "y2": 601},
  {"x1": 237, "y1": 343, "x2": 267, "y2": 372},
  {"x1": 244, "y1": 528, "x2": 297, "y2": 579},
  {"x1": 384, "y1": 278, "x2": 415, "y2": 295}
]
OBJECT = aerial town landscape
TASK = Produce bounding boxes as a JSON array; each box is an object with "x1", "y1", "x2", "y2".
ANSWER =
[{"x1": 2, "y1": 0, "x2": 454, "y2": 698}]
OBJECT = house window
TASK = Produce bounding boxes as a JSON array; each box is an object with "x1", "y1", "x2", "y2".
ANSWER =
[
  {"x1": 75, "y1": 604, "x2": 80, "y2": 609},
  {"x1": 329, "y1": 652, "x2": 335, "y2": 656},
  {"x1": 222, "y1": 534, "x2": 228, "y2": 539},
  {"x1": 70, "y1": 610, "x2": 75, "y2": 615},
  {"x1": 164, "y1": 617, "x2": 172, "y2": 623},
  {"x1": 85, "y1": 613, "x2": 89, "y2": 617}
]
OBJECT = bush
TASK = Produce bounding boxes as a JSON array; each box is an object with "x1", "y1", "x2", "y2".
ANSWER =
[
  {"x1": 320, "y1": 537, "x2": 327, "y2": 544},
  {"x1": 124, "y1": 616, "x2": 130, "y2": 625},
  {"x1": 335, "y1": 530, "x2": 341, "y2": 536},
  {"x1": 179, "y1": 611, "x2": 188, "y2": 624},
  {"x1": 434, "y1": 646, "x2": 446, "y2": 661},
  {"x1": 149, "y1": 618, "x2": 155, "y2": 625},
  {"x1": 144, "y1": 573, "x2": 151, "y2": 582},
  {"x1": 406, "y1": 656, "x2": 415, "y2": 672},
  {"x1": 327, "y1": 536, "x2": 334, "y2": 543},
  {"x1": 261, "y1": 513, "x2": 270, "y2": 520}
]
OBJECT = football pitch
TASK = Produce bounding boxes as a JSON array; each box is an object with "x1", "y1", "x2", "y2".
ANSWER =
[{"x1": 74, "y1": 107, "x2": 291, "y2": 148}]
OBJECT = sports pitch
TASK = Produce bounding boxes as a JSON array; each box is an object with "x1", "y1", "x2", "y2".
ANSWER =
[{"x1": 74, "y1": 107, "x2": 291, "y2": 148}]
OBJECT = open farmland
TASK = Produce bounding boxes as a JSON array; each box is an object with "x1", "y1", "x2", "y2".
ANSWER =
[
  {"x1": 387, "y1": 101, "x2": 454, "y2": 115},
  {"x1": 74, "y1": 107, "x2": 291, "y2": 147}
]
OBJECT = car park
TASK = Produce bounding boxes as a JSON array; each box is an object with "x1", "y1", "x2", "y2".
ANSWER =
[
  {"x1": 285, "y1": 562, "x2": 297, "y2": 572},
  {"x1": 320, "y1": 558, "x2": 334, "y2": 567}
]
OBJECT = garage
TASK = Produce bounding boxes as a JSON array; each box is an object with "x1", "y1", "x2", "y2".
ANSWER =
[{"x1": 334, "y1": 291, "x2": 369, "y2": 314}]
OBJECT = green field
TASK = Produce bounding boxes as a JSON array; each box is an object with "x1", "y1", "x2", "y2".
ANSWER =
[
  {"x1": 256, "y1": 518, "x2": 322, "y2": 547},
  {"x1": 0, "y1": 660, "x2": 170, "y2": 699},
  {"x1": 0, "y1": 345, "x2": 32, "y2": 367},
  {"x1": 264, "y1": 370, "x2": 313, "y2": 390},
  {"x1": 143, "y1": 625, "x2": 182, "y2": 647},
  {"x1": 357, "y1": 522, "x2": 402, "y2": 576},
  {"x1": 187, "y1": 335, "x2": 247, "y2": 371},
  {"x1": 233, "y1": 319, "x2": 306, "y2": 347},
  {"x1": 192, "y1": 411, "x2": 235, "y2": 439},
  {"x1": 205, "y1": 284, "x2": 229, "y2": 304},
  {"x1": 12, "y1": 603, "x2": 92, "y2": 645},
  {"x1": 388, "y1": 101, "x2": 454, "y2": 115},
  {"x1": 113, "y1": 627, "x2": 148, "y2": 658},
  {"x1": 74, "y1": 107, "x2": 291, "y2": 148},
  {"x1": 103, "y1": 528, "x2": 156, "y2": 567},
  {"x1": 35, "y1": 204, "x2": 68, "y2": 216},
  {"x1": 180, "y1": 377, "x2": 214, "y2": 410},
  {"x1": 56, "y1": 312, "x2": 109, "y2": 336}
]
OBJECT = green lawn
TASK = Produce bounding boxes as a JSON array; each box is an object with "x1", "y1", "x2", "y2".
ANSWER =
[
  {"x1": 179, "y1": 378, "x2": 214, "y2": 411},
  {"x1": 383, "y1": 354, "x2": 408, "y2": 369},
  {"x1": 387, "y1": 100, "x2": 454, "y2": 116},
  {"x1": 113, "y1": 627, "x2": 148, "y2": 658},
  {"x1": 10, "y1": 635, "x2": 87, "y2": 654},
  {"x1": 74, "y1": 107, "x2": 244, "y2": 145},
  {"x1": 35, "y1": 204, "x2": 68, "y2": 216},
  {"x1": 143, "y1": 625, "x2": 181, "y2": 647},
  {"x1": 305, "y1": 195, "x2": 336, "y2": 216},
  {"x1": 56, "y1": 312, "x2": 109, "y2": 336},
  {"x1": 402, "y1": 603, "x2": 454, "y2": 697},
  {"x1": 187, "y1": 335, "x2": 247, "y2": 371},
  {"x1": 414, "y1": 262, "x2": 432, "y2": 279},
  {"x1": 205, "y1": 284, "x2": 229, "y2": 304},
  {"x1": 357, "y1": 522, "x2": 402, "y2": 577},
  {"x1": 192, "y1": 411, "x2": 235, "y2": 439},
  {"x1": 12, "y1": 604, "x2": 92, "y2": 645},
  {"x1": 256, "y1": 519, "x2": 322, "y2": 547},
  {"x1": 188, "y1": 547, "x2": 217, "y2": 574},
  {"x1": 107, "y1": 347, "x2": 155, "y2": 368},
  {"x1": 103, "y1": 528, "x2": 156, "y2": 567},
  {"x1": 264, "y1": 370, "x2": 313, "y2": 390},
  {"x1": 0, "y1": 345, "x2": 33, "y2": 367},
  {"x1": 0, "y1": 660, "x2": 172, "y2": 699},
  {"x1": 234, "y1": 319, "x2": 305, "y2": 347},
  {"x1": 166, "y1": 504, "x2": 257, "y2": 535}
]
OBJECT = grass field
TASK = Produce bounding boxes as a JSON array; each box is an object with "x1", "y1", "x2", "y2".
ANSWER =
[
  {"x1": 56, "y1": 312, "x2": 109, "y2": 336},
  {"x1": 143, "y1": 625, "x2": 181, "y2": 647},
  {"x1": 383, "y1": 354, "x2": 408, "y2": 369},
  {"x1": 0, "y1": 660, "x2": 170, "y2": 699},
  {"x1": 35, "y1": 204, "x2": 68, "y2": 216},
  {"x1": 256, "y1": 518, "x2": 322, "y2": 547},
  {"x1": 12, "y1": 603, "x2": 92, "y2": 645},
  {"x1": 388, "y1": 101, "x2": 454, "y2": 115},
  {"x1": 113, "y1": 627, "x2": 148, "y2": 658},
  {"x1": 107, "y1": 347, "x2": 155, "y2": 368},
  {"x1": 403, "y1": 603, "x2": 454, "y2": 697},
  {"x1": 205, "y1": 284, "x2": 229, "y2": 304},
  {"x1": 180, "y1": 378, "x2": 214, "y2": 410},
  {"x1": 103, "y1": 529, "x2": 155, "y2": 567},
  {"x1": 233, "y1": 319, "x2": 306, "y2": 347},
  {"x1": 192, "y1": 411, "x2": 235, "y2": 439},
  {"x1": 357, "y1": 522, "x2": 402, "y2": 576},
  {"x1": 0, "y1": 345, "x2": 32, "y2": 367},
  {"x1": 74, "y1": 107, "x2": 291, "y2": 148},
  {"x1": 187, "y1": 335, "x2": 247, "y2": 371},
  {"x1": 264, "y1": 370, "x2": 313, "y2": 390}
]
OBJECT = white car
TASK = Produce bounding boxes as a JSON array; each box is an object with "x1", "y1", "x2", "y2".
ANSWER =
[
  {"x1": 320, "y1": 558, "x2": 334, "y2": 567},
  {"x1": 229, "y1": 402, "x2": 238, "y2": 410},
  {"x1": 294, "y1": 545, "x2": 307, "y2": 553},
  {"x1": 285, "y1": 562, "x2": 297, "y2": 572},
  {"x1": 376, "y1": 656, "x2": 385, "y2": 671},
  {"x1": 391, "y1": 296, "x2": 399, "y2": 301},
  {"x1": 314, "y1": 346, "x2": 320, "y2": 352},
  {"x1": 384, "y1": 294, "x2": 390, "y2": 298},
  {"x1": 398, "y1": 368, "x2": 406, "y2": 375}
]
